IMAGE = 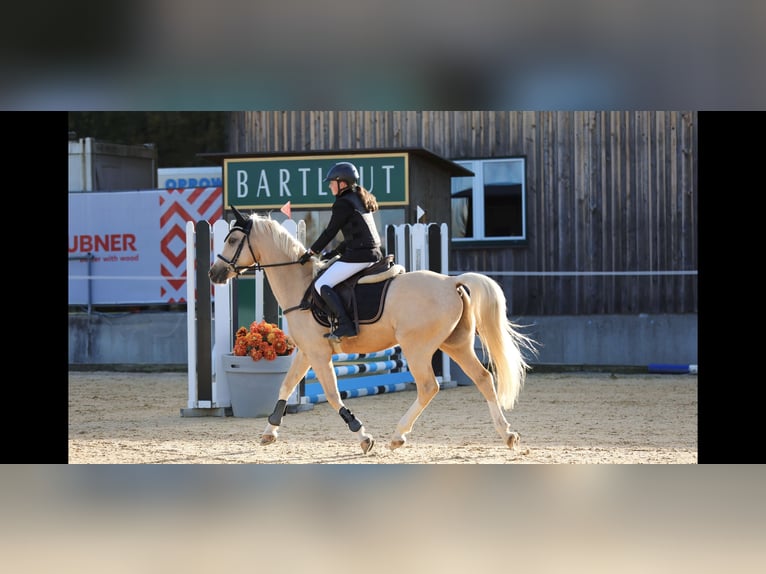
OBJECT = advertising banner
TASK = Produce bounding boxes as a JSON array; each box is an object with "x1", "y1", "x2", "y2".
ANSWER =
[{"x1": 68, "y1": 187, "x2": 222, "y2": 305}]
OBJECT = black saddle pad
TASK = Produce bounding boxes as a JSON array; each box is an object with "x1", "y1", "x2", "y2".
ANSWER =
[{"x1": 310, "y1": 279, "x2": 395, "y2": 328}]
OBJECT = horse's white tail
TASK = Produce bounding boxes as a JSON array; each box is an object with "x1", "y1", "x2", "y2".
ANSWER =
[{"x1": 457, "y1": 273, "x2": 537, "y2": 410}]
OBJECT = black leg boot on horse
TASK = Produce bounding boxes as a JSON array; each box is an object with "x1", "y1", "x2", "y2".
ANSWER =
[{"x1": 319, "y1": 285, "x2": 358, "y2": 339}]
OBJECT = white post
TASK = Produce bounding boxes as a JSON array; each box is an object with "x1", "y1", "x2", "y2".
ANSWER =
[
  {"x1": 391, "y1": 223, "x2": 409, "y2": 270},
  {"x1": 279, "y1": 218, "x2": 300, "y2": 407},
  {"x1": 409, "y1": 223, "x2": 428, "y2": 272},
  {"x1": 212, "y1": 219, "x2": 233, "y2": 407}
]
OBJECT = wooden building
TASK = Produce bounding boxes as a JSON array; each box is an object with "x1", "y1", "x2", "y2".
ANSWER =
[{"x1": 225, "y1": 111, "x2": 697, "y2": 319}]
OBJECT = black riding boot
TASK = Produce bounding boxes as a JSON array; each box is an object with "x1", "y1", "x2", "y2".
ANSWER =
[{"x1": 319, "y1": 285, "x2": 358, "y2": 339}]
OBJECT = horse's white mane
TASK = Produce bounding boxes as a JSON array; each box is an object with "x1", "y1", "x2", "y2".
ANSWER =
[{"x1": 249, "y1": 214, "x2": 306, "y2": 258}]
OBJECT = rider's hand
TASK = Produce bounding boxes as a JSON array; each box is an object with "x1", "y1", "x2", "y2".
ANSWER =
[{"x1": 298, "y1": 250, "x2": 313, "y2": 265}]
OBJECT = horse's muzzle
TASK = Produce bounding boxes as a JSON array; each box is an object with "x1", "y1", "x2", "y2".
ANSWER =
[{"x1": 208, "y1": 263, "x2": 232, "y2": 285}]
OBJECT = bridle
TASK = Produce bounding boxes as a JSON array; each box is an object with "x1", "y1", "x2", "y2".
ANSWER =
[{"x1": 215, "y1": 218, "x2": 302, "y2": 276}]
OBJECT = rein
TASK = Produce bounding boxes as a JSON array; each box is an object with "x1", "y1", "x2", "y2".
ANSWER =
[{"x1": 251, "y1": 260, "x2": 302, "y2": 271}]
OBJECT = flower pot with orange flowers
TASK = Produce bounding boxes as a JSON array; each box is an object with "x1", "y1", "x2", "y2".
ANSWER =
[{"x1": 222, "y1": 320, "x2": 296, "y2": 418}]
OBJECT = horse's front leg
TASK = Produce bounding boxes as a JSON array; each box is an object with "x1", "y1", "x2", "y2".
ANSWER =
[
  {"x1": 260, "y1": 350, "x2": 310, "y2": 446},
  {"x1": 313, "y1": 361, "x2": 375, "y2": 455}
]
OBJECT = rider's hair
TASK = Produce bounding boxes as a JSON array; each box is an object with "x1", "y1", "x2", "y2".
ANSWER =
[{"x1": 355, "y1": 185, "x2": 379, "y2": 212}]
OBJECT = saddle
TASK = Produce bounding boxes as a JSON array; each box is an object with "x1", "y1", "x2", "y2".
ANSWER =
[{"x1": 302, "y1": 255, "x2": 405, "y2": 331}]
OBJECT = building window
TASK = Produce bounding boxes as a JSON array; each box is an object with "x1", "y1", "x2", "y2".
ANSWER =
[{"x1": 450, "y1": 157, "x2": 527, "y2": 242}]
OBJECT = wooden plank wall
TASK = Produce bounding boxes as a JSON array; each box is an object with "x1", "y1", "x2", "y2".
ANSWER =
[{"x1": 229, "y1": 111, "x2": 697, "y2": 315}]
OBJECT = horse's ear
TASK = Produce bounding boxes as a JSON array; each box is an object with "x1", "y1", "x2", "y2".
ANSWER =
[{"x1": 230, "y1": 205, "x2": 248, "y2": 227}]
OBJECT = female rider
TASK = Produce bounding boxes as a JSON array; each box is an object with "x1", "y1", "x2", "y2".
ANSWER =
[{"x1": 298, "y1": 161, "x2": 383, "y2": 339}]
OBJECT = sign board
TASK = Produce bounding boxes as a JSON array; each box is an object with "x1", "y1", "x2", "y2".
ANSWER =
[
  {"x1": 68, "y1": 187, "x2": 222, "y2": 305},
  {"x1": 224, "y1": 153, "x2": 409, "y2": 210},
  {"x1": 158, "y1": 166, "x2": 222, "y2": 189}
]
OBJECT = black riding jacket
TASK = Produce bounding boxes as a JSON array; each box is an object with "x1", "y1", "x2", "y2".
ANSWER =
[{"x1": 310, "y1": 187, "x2": 383, "y2": 263}]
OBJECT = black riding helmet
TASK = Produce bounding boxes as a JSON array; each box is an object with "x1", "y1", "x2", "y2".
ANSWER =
[{"x1": 323, "y1": 162, "x2": 359, "y2": 185}]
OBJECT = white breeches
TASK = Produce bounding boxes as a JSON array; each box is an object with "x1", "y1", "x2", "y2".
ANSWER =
[{"x1": 314, "y1": 261, "x2": 375, "y2": 294}]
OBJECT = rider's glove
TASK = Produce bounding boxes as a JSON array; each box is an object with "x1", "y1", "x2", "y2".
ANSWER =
[{"x1": 298, "y1": 250, "x2": 313, "y2": 265}]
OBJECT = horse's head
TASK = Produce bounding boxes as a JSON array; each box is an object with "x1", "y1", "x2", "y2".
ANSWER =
[{"x1": 208, "y1": 206, "x2": 257, "y2": 284}]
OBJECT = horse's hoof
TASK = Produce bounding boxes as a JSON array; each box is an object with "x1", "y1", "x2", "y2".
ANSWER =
[
  {"x1": 506, "y1": 432, "x2": 521, "y2": 449},
  {"x1": 260, "y1": 435, "x2": 277, "y2": 446},
  {"x1": 388, "y1": 439, "x2": 405, "y2": 451},
  {"x1": 361, "y1": 437, "x2": 375, "y2": 454}
]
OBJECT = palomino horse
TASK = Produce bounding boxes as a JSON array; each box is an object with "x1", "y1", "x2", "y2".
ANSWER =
[{"x1": 208, "y1": 210, "x2": 537, "y2": 455}]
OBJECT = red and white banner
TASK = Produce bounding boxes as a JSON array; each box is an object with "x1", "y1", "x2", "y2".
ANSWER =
[{"x1": 68, "y1": 187, "x2": 222, "y2": 305}]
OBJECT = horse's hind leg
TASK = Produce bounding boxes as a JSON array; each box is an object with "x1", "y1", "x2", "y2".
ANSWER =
[
  {"x1": 443, "y1": 343, "x2": 520, "y2": 449},
  {"x1": 389, "y1": 354, "x2": 440, "y2": 450}
]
